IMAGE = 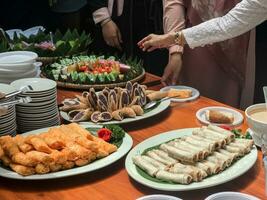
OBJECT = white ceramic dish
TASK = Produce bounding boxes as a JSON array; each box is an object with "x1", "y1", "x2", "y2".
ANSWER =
[
  {"x1": 0, "y1": 83, "x2": 16, "y2": 94},
  {"x1": 196, "y1": 106, "x2": 244, "y2": 127},
  {"x1": 125, "y1": 128, "x2": 257, "y2": 191},
  {"x1": 16, "y1": 105, "x2": 58, "y2": 114},
  {"x1": 11, "y1": 78, "x2": 56, "y2": 92},
  {"x1": 0, "y1": 124, "x2": 133, "y2": 180},
  {"x1": 0, "y1": 51, "x2": 38, "y2": 64},
  {"x1": 137, "y1": 194, "x2": 183, "y2": 200},
  {"x1": 0, "y1": 61, "x2": 41, "y2": 72},
  {"x1": 160, "y1": 85, "x2": 200, "y2": 102},
  {"x1": 204, "y1": 191, "x2": 260, "y2": 200},
  {"x1": 61, "y1": 100, "x2": 171, "y2": 125}
]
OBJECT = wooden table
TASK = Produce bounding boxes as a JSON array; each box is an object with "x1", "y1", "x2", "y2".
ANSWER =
[{"x1": 0, "y1": 73, "x2": 265, "y2": 200}]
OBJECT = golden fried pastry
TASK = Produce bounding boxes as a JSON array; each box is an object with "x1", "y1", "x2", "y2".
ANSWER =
[
  {"x1": 12, "y1": 152, "x2": 38, "y2": 167},
  {"x1": 10, "y1": 163, "x2": 35, "y2": 176},
  {"x1": 206, "y1": 110, "x2": 234, "y2": 124},
  {"x1": 13, "y1": 135, "x2": 34, "y2": 153},
  {"x1": 167, "y1": 89, "x2": 192, "y2": 98},
  {"x1": 35, "y1": 163, "x2": 50, "y2": 174},
  {"x1": 26, "y1": 136, "x2": 52, "y2": 154},
  {"x1": 75, "y1": 159, "x2": 90, "y2": 166}
]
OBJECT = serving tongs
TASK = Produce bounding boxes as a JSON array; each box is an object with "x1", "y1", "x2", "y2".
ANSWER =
[
  {"x1": 0, "y1": 96, "x2": 32, "y2": 107},
  {"x1": 0, "y1": 85, "x2": 33, "y2": 100},
  {"x1": 144, "y1": 95, "x2": 181, "y2": 110}
]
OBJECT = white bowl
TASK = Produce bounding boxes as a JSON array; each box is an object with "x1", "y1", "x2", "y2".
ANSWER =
[
  {"x1": 0, "y1": 51, "x2": 38, "y2": 64},
  {"x1": 137, "y1": 195, "x2": 183, "y2": 200},
  {"x1": 205, "y1": 192, "x2": 260, "y2": 200},
  {"x1": 245, "y1": 103, "x2": 267, "y2": 141},
  {"x1": 0, "y1": 61, "x2": 41, "y2": 72},
  {"x1": 11, "y1": 78, "x2": 57, "y2": 92}
]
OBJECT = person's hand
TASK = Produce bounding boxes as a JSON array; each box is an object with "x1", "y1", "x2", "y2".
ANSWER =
[
  {"x1": 161, "y1": 53, "x2": 182, "y2": 86},
  {"x1": 137, "y1": 33, "x2": 175, "y2": 52},
  {"x1": 102, "y1": 20, "x2": 122, "y2": 50}
]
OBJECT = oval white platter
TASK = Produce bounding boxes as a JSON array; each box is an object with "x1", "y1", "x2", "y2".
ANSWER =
[
  {"x1": 0, "y1": 125, "x2": 133, "y2": 180},
  {"x1": 196, "y1": 106, "x2": 244, "y2": 127},
  {"x1": 125, "y1": 128, "x2": 257, "y2": 191},
  {"x1": 60, "y1": 99, "x2": 171, "y2": 125}
]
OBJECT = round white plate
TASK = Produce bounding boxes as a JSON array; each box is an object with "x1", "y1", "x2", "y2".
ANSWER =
[
  {"x1": 0, "y1": 51, "x2": 37, "y2": 64},
  {"x1": 0, "y1": 124, "x2": 133, "y2": 180},
  {"x1": 10, "y1": 78, "x2": 56, "y2": 92},
  {"x1": 125, "y1": 128, "x2": 257, "y2": 191},
  {"x1": 60, "y1": 100, "x2": 171, "y2": 125},
  {"x1": 0, "y1": 83, "x2": 16, "y2": 94},
  {"x1": 160, "y1": 85, "x2": 200, "y2": 102},
  {"x1": 204, "y1": 191, "x2": 260, "y2": 200},
  {"x1": 196, "y1": 106, "x2": 244, "y2": 127},
  {"x1": 137, "y1": 195, "x2": 183, "y2": 200}
]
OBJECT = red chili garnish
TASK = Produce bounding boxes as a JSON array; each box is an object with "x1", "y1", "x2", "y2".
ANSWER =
[
  {"x1": 79, "y1": 65, "x2": 87, "y2": 72},
  {"x1": 219, "y1": 125, "x2": 231, "y2": 131},
  {"x1": 97, "y1": 128, "x2": 112, "y2": 142}
]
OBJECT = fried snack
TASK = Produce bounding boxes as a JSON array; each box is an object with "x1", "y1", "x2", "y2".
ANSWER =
[
  {"x1": 206, "y1": 110, "x2": 234, "y2": 124},
  {"x1": 167, "y1": 89, "x2": 192, "y2": 98},
  {"x1": 13, "y1": 135, "x2": 34, "y2": 153},
  {"x1": 147, "y1": 91, "x2": 168, "y2": 101},
  {"x1": 0, "y1": 123, "x2": 118, "y2": 176},
  {"x1": 25, "y1": 136, "x2": 53, "y2": 154},
  {"x1": 10, "y1": 163, "x2": 35, "y2": 176}
]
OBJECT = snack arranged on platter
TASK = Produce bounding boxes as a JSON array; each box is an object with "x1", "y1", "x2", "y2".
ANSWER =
[
  {"x1": 167, "y1": 88, "x2": 192, "y2": 99},
  {"x1": 0, "y1": 29, "x2": 92, "y2": 57},
  {"x1": 60, "y1": 81, "x2": 172, "y2": 123},
  {"x1": 42, "y1": 55, "x2": 144, "y2": 86},
  {"x1": 0, "y1": 123, "x2": 122, "y2": 176},
  {"x1": 133, "y1": 125, "x2": 254, "y2": 185},
  {"x1": 206, "y1": 110, "x2": 234, "y2": 124}
]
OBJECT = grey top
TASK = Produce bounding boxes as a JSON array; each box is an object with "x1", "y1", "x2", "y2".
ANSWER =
[{"x1": 51, "y1": 0, "x2": 87, "y2": 13}]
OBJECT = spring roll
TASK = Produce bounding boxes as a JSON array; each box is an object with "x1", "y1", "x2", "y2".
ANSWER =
[
  {"x1": 146, "y1": 150, "x2": 177, "y2": 166},
  {"x1": 12, "y1": 152, "x2": 38, "y2": 167},
  {"x1": 200, "y1": 160, "x2": 221, "y2": 174},
  {"x1": 224, "y1": 145, "x2": 245, "y2": 156},
  {"x1": 132, "y1": 155, "x2": 158, "y2": 177},
  {"x1": 155, "y1": 170, "x2": 192, "y2": 184},
  {"x1": 9, "y1": 163, "x2": 35, "y2": 176},
  {"x1": 75, "y1": 159, "x2": 90, "y2": 166},
  {"x1": 147, "y1": 91, "x2": 168, "y2": 101},
  {"x1": 0, "y1": 136, "x2": 20, "y2": 157},
  {"x1": 25, "y1": 151, "x2": 54, "y2": 165},
  {"x1": 213, "y1": 152, "x2": 233, "y2": 167},
  {"x1": 152, "y1": 150, "x2": 178, "y2": 164},
  {"x1": 35, "y1": 163, "x2": 50, "y2": 174},
  {"x1": 169, "y1": 163, "x2": 202, "y2": 181},
  {"x1": 201, "y1": 128, "x2": 230, "y2": 144},
  {"x1": 233, "y1": 139, "x2": 254, "y2": 150},
  {"x1": 206, "y1": 155, "x2": 227, "y2": 170},
  {"x1": 142, "y1": 155, "x2": 167, "y2": 170},
  {"x1": 174, "y1": 139, "x2": 210, "y2": 159},
  {"x1": 192, "y1": 130, "x2": 226, "y2": 147},
  {"x1": 182, "y1": 136, "x2": 214, "y2": 152},
  {"x1": 188, "y1": 135, "x2": 220, "y2": 150},
  {"x1": 168, "y1": 141, "x2": 203, "y2": 161},
  {"x1": 13, "y1": 135, "x2": 34, "y2": 153},
  {"x1": 207, "y1": 125, "x2": 235, "y2": 142},
  {"x1": 194, "y1": 162, "x2": 212, "y2": 175},
  {"x1": 61, "y1": 161, "x2": 75, "y2": 170},
  {"x1": 49, "y1": 163, "x2": 62, "y2": 172},
  {"x1": 160, "y1": 144, "x2": 198, "y2": 163},
  {"x1": 25, "y1": 136, "x2": 52, "y2": 154},
  {"x1": 228, "y1": 143, "x2": 251, "y2": 154},
  {"x1": 218, "y1": 149, "x2": 238, "y2": 161}
]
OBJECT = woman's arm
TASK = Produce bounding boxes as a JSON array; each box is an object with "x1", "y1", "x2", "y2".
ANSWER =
[
  {"x1": 183, "y1": 0, "x2": 267, "y2": 48},
  {"x1": 87, "y1": 0, "x2": 109, "y2": 24}
]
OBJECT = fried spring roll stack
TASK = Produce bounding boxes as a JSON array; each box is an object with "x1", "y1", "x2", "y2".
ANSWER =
[{"x1": 0, "y1": 123, "x2": 118, "y2": 176}]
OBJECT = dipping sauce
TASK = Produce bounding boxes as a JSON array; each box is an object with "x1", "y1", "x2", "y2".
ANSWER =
[{"x1": 250, "y1": 110, "x2": 267, "y2": 123}]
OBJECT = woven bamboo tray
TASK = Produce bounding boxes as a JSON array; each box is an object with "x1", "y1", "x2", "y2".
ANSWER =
[{"x1": 40, "y1": 69, "x2": 145, "y2": 90}]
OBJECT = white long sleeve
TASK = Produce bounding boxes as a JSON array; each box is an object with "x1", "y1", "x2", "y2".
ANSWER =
[{"x1": 183, "y1": 0, "x2": 267, "y2": 49}]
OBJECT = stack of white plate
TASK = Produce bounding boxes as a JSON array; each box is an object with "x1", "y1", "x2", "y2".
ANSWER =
[
  {"x1": 0, "y1": 84, "x2": 17, "y2": 136},
  {"x1": 10, "y1": 78, "x2": 60, "y2": 133},
  {"x1": 0, "y1": 51, "x2": 41, "y2": 84}
]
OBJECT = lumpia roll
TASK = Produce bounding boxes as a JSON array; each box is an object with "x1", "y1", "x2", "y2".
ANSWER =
[
  {"x1": 160, "y1": 144, "x2": 198, "y2": 163},
  {"x1": 142, "y1": 155, "x2": 167, "y2": 170},
  {"x1": 133, "y1": 155, "x2": 159, "y2": 177},
  {"x1": 61, "y1": 161, "x2": 75, "y2": 169},
  {"x1": 233, "y1": 139, "x2": 254, "y2": 150},
  {"x1": 218, "y1": 149, "x2": 238, "y2": 161},
  {"x1": 206, "y1": 155, "x2": 227, "y2": 170},
  {"x1": 200, "y1": 160, "x2": 221, "y2": 174},
  {"x1": 75, "y1": 158, "x2": 90, "y2": 166},
  {"x1": 202, "y1": 128, "x2": 230, "y2": 144},
  {"x1": 35, "y1": 163, "x2": 50, "y2": 174},
  {"x1": 148, "y1": 150, "x2": 177, "y2": 166},
  {"x1": 228, "y1": 143, "x2": 251, "y2": 154},
  {"x1": 0, "y1": 136, "x2": 20, "y2": 157},
  {"x1": 189, "y1": 135, "x2": 220, "y2": 150},
  {"x1": 49, "y1": 163, "x2": 62, "y2": 172},
  {"x1": 26, "y1": 136, "x2": 52, "y2": 154},
  {"x1": 155, "y1": 170, "x2": 192, "y2": 184},
  {"x1": 194, "y1": 162, "x2": 212, "y2": 175},
  {"x1": 25, "y1": 151, "x2": 54, "y2": 165},
  {"x1": 168, "y1": 141, "x2": 202, "y2": 161},
  {"x1": 192, "y1": 130, "x2": 226, "y2": 148},
  {"x1": 174, "y1": 140, "x2": 210, "y2": 159},
  {"x1": 13, "y1": 135, "x2": 34, "y2": 153},
  {"x1": 213, "y1": 152, "x2": 233, "y2": 167},
  {"x1": 224, "y1": 145, "x2": 245, "y2": 156},
  {"x1": 207, "y1": 125, "x2": 235, "y2": 142},
  {"x1": 12, "y1": 152, "x2": 38, "y2": 167},
  {"x1": 147, "y1": 91, "x2": 168, "y2": 101},
  {"x1": 9, "y1": 163, "x2": 35, "y2": 176},
  {"x1": 182, "y1": 136, "x2": 214, "y2": 152},
  {"x1": 169, "y1": 163, "x2": 202, "y2": 181}
]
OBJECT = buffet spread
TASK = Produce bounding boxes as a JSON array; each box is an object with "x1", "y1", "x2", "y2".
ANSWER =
[{"x1": 0, "y1": 27, "x2": 263, "y2": 200}]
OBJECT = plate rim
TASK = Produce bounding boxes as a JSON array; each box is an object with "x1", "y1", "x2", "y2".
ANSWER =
[
  {"x1": 0, "y1": 124, "x2": 133, "y2": 180},
  {"x1": 196, "y1": 106, "x2": 244, "y2": 127},
  {"x1": 125, "y1": 128, "x2": 258, "y2": 191}
]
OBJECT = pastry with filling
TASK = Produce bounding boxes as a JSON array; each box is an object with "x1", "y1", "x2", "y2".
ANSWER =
[{"x1": 205, "y1": 110, "x2": 234, "y2": 124}]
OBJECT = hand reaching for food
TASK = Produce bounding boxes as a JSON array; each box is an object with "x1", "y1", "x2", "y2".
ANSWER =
[
  {"x1": 102, "y1": 19, "x2": 123, "y2": 50},
  {"x1": 162, "y1": 53, "x2": 183, "y2": 86}
]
